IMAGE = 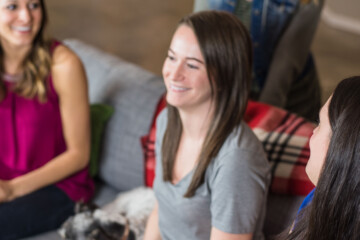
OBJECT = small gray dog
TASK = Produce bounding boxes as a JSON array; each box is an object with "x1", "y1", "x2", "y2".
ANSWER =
[{"x1": 59, "y1": 187, "x2": 156, "y2": 240}]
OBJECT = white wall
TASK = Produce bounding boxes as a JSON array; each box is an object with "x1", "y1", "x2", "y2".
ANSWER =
[{"x1": 322, "y1": 0, "x2": 360, "y2": 35}]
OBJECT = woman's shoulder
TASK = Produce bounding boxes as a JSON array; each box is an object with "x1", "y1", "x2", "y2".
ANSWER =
[
  {"x1": 49, "y1": 42, "x2": 87, "y2": 95},
  {"x1": 222, "y1": 121, "x2": 265, "y2": 154},
  {"x1": 51, "y1": 44, "x2": 82, "y2": 69},
  {"x1": 212, "y1": 121, "x2": 269, "y2": 170}
]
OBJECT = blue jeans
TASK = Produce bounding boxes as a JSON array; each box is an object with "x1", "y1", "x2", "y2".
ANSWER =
[
  {"x1": 251, "y1": 0, "x2": 299, "y2": 91},
  {"x1": 0, "y1": 185, "x2": 75, "y2": 240},
  {"x1": 194, "y1": 0, "x2": 300, "y2": 91},
  {"x1": 208, "y1": 0, "x2": 237, "y2": 11}
]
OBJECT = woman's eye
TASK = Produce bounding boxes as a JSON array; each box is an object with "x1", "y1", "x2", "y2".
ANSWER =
[
  {"x1": 28, "y1": 2, "x2": 40, "y2": 9},
  {"x1": 6, "y1": 4, "x2": 17, "y2": 10},
  {"x1": 167, "y1": 55, "x2": 175, "y2": 61},
  {"x1": 187, "y1": 64, "x2": 199, "y2": 69}
]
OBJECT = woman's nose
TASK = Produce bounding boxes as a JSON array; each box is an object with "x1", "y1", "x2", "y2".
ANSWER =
[
  {"x1": 18, "y1": 8, "x2": 32, "y2": 23},
  {"x1": 169, "y1": 63, "x2": 184, "y2": 81}
]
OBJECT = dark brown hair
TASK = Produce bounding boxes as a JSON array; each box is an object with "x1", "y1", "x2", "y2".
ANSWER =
[
  {"x1": 0, "y1": 0, "x2": 52, "y2": 102},
  {"x1": 279, "y1": 76, "x2": 360, "y2": 240},
  {"x1": 162, "y1": 11, "x2": 253, "y2": 197}
]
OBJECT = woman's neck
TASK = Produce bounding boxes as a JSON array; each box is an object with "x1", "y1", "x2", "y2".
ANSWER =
[
  {"x1": 178, "y1": 106, "x2": 214, "y2": 141},
  {"x1": 3, "y1": 54, "x2": 25, "y2": 75},
  {"x1": 1, "y1": 41, "x2": 31, "y2": 75}
]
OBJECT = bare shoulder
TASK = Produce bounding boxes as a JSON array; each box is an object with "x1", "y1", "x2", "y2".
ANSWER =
[
  {"x1": 51, "y1": 44, "x2": 87, "y2": 94},
  {"x1": 52, "y1": 44, "x2": 83, "y2": 70}
]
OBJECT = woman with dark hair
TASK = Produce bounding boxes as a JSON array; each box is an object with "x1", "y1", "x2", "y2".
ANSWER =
[
  {"x1": 279, "y1": 76, "x2": 360, "y2": 240},
  {"x1": 0, "y1": 0, "x2": 94, "y2": 239},
  {"x1": 144, "y1": 11, "x2": 270, "y2": 240}
]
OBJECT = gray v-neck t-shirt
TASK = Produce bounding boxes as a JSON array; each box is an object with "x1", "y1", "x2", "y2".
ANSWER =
[{"x1": 154, "y1": 109, "x2": 270, "y2": 240}]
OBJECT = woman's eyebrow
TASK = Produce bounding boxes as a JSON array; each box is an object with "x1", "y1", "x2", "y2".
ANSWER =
[
  {"x1": 186, "y1": 57, "x2": 204, "y2": 64},
  {"x1": 168, "y1": 48, "x2": 204, "y2": 64}
]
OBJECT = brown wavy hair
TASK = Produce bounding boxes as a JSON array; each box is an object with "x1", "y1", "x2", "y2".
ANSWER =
[
  {"x1": 0, "y1": 0, "x2": 52, "y2": 102},
  {"x1": 161, "y1": 11, "x2": 253, "y2": 197}
]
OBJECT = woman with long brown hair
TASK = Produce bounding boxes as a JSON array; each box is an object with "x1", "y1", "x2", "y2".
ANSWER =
[
  {"x1": 0, "y1": 0, "x2": 93, "y2": 239},
  {"x1": 144, "y1": 11, "x2": 270, "y2": 240},
  {"x1": 279, "y1": 76, "x2": 360, "y2": 240}
]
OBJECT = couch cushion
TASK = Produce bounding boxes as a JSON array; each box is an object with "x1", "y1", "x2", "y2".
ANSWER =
[
  {"x1": 64, "y1": 39, "x2": 166, "y2": 191},
  {"x1": 22, "y1": 231, "x2": 60, "y2": 240}
]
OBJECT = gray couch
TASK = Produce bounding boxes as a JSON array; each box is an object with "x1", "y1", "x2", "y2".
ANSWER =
[{"x1": 24, "y1": 39, "x2": 304, "y2": 240}]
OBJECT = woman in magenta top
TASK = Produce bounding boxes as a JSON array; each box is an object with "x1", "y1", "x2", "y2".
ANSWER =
[{"x1": 0, "y1": 0, "x2": 94, "y2": 239}]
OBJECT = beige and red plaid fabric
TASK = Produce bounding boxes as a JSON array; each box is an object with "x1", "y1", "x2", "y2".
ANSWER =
[
  {"x1": 141, "y1": 95, "x2": 167, "y2": 188},
  {"x1": 142, "y1": 98, "x2": 315, "y2": 196},
  {"x1": 245, "y1": 100, "x2": 315, "y2": 195}
]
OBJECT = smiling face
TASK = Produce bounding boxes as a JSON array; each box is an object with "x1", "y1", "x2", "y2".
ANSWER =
[
  {"x1": 306, "y1": 98, "x2": 332, "y2": 185},
  {"x1": 0, "y1": 0, "x2": 42, "y2": 49},
  {"x1": 162, "y1": 24, "x2": 213, "y2": 114}
]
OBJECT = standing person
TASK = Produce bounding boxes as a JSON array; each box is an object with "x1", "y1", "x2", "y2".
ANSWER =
[
  {"x1": 278, "y1": 76, "x2": 360, "y2": 240},
  {"x1": 193, "y1": 0, "x2": 323, "y2": 122},
  {"x1": 0, "y1": 0, "x2": 94, "y2": 239},
  {"x1": 144, "y1": 11, "x2": 270, "y2": 240}
]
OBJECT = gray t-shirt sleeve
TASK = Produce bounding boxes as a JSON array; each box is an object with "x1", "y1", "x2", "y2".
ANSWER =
[
  {"x1": 155, "y1": 109, "x2": 167, "y2": 179},
  {"x1": 210, "y1": 148, "x2": 269, "y2": 234}
]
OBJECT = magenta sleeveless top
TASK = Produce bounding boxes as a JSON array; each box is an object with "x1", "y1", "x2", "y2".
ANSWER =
[{"x1": 0, "y1": 41, "x2": 94, "y2": 202}]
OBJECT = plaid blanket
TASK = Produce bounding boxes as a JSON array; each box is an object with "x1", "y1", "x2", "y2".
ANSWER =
[
  {"x1": 245, "y1": 100, "x2": 315, "y2": 195},
  {"x1": 142, "y1": 98, "x2": 315, "y2": 196},
  {"x1": 141, "y1": 96, "x2": 167, "y2": 188}
]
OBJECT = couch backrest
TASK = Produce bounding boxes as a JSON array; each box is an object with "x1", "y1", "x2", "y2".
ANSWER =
[{"x1": 64, "y1": 39, "x2": 166, "y2": 191}]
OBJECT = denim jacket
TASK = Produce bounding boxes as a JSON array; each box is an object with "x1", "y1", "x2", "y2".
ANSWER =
[
  {"x1": 251, "y1": 0, "x2": 298, "y2": 91},
  {"x1": 193, "y1": 0, "x2": 323, "y2": 121},
  {"x1": 195, "y1": 0, "x2": 298, "y2": 89},
  {"x1": 208, "y1": 0, "x2": 238, "y2": 11}
]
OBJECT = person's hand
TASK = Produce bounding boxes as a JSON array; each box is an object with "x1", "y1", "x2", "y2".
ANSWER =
[{"x1": 0, "y1": 180, "x2": 13, "y2": 203}]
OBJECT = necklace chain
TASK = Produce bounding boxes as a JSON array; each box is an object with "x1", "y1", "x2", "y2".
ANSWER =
[{"x1": 1, "y1": 72, "x2": 23, "y2": 82}]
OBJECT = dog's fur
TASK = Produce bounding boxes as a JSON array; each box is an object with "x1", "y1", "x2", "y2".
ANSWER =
[{"x1": 59, "y1": 187, "x2": 156, "y2": 240}]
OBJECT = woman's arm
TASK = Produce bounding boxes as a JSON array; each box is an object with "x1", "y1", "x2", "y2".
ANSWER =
[
  {"x1": 144, "y1": 201, "x2": 162, "y2": 240},
  {"x1": 0, "y1": 180, "x2": 12, "y2": 203},
  {"x1": 3, "y1": 45, "x2": 90, "y2": 201},
  {"x1": 210, "y1": 227, "x2": 252, "y2": 240}
]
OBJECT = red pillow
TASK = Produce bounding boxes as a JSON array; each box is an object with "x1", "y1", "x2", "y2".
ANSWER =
[
  {"x1": 141, "y1": 95, "x2": 166, "y2": 187},
  {"x1": 142, "y1": 98, "x2": 315, "y2": 195}
]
